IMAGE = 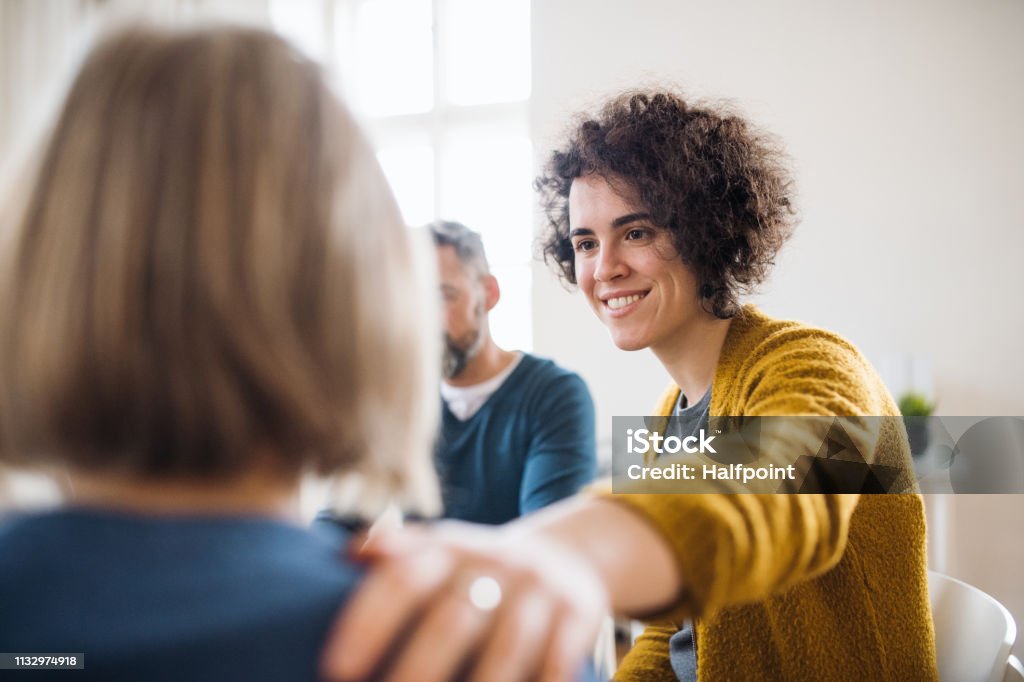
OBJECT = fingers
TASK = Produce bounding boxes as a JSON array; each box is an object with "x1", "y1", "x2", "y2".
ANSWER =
[
  {"x1": 468, "y1": 585, "x2": 552, "y2": 682},
  {"x1": 383, "y1": 577, "x2": 494, "y2": 682},
  {"x1": 538, "y1": 606, "x2": 599, "y2": 682},
  {"x1": 321, "y1": 544, "x2": 453, "y2": 680},
  {"x1": 322, "y1": 523, "x2": 608, "y2": 682}
]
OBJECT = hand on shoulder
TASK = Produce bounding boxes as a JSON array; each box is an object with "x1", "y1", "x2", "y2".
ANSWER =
[{"x1": 321, "y1": 519, "x2": 609, "y2": 682}]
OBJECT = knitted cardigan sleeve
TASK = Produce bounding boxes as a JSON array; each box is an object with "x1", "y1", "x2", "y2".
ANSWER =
[
  {"x1": 615, "y1": 620, "x2": 678, "y2": 681},
  {"x1": 605, "y1": 322, "x2": 898, "y2": 625}
]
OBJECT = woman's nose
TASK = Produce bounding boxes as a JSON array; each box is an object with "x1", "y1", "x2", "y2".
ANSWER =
[{"x1": 594, "y1": 244, "x2": 628, "y2": 282}]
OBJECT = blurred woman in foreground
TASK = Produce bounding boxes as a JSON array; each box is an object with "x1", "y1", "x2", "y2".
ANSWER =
[
  {"x1": 0, "y1": 25, "x2": 438, "y2": 681},
  {"x1": 325, "y1": 92, "x2": 938, "y2": 681}
]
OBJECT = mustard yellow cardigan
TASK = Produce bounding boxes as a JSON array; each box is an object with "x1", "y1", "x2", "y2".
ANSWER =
[{"x1": 610, "y1": 306, "x2": 938, "y2": 681}]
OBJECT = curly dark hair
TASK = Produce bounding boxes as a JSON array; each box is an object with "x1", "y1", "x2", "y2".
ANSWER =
[{"x1": 535, "y1": 90, "x2": 796, "y2": 318}]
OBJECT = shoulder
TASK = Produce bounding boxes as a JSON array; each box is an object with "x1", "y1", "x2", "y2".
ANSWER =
[
  {"x1": 514, "y1": 353, "x2": 592, "y2": 402},
  {"x1": 516, "y1": 353, "x2": 586, "y2": 384},
  {"x1": 0, "y1": 513, "x2": 35, "y2": 587},
  {"x1": 0, "y1": 511, "x2": 363, "y2": 682},
  {"x1": 0, "y1": 510, "x2": 362, "y2": 633},
  {"x1": 0, "y1": 510, "x2": 366, "y2": 682},
  {"x1": 761, "y1": 317, "x2": 865, "y2": 369},
  {"x1": 0, "y1": 510, "x2": 85, "y2": 580},
  {"x1": 718, "y1": 306, "x2": 894, "y2": 415},
  {"x1": 724, "y1": 306, "x2": 871, "y2": 373}
]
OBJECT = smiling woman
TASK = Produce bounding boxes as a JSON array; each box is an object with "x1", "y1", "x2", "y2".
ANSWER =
[
  {"x1": 532, "y1": 89, "x2": 936, "y2": 681},
  {"x1": 538, "y1": 91, "x2": 796, "y2": 321}
]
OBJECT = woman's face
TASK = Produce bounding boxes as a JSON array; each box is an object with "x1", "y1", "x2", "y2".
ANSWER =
[{"x1": 568, "y1": 174, "x2": 704, "y2": 353}]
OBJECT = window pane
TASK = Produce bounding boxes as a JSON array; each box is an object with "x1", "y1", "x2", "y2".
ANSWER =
[
  {"x1": 489, "y1": 264, "x2": 532, "y2": 352},
  {"x1": 443, "y1": 0, "x2": 531, "y2": 106},
  {"x1": 376, "y1": 144, "x2": 435, "y2": 227},
  {"x1": 439, "y1": 127, "x2": 533, "y2": 266},
  {"x1": 351, "y1": 0, "x2": 433, "y2": 116},
  {"x1": 269, "y1": 0, "x2": 327, "y2": 61}
]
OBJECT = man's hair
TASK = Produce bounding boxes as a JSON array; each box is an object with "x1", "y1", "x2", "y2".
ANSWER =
[
  {"x1": 535, "y1": 90, "x2": 797, "y2": 318},
  {"x1": 0, "y1": 26, "x2": 439, "y2": 512},
  {"x1": 427, "y1": 220, "x2": 490, "y2": 277}
]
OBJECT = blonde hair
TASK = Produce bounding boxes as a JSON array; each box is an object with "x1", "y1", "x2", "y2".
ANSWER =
[{"x1": 0, "y1": 25, "x2": 439, "y2": 513}]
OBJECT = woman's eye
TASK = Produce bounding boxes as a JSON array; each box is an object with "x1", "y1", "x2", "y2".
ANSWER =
[
  {"x1": 626, "y1": 228, "x2": 649, "y2": 240},
  {"x1": 573, "y1": 239, "x2": 597, "y2": 253}
]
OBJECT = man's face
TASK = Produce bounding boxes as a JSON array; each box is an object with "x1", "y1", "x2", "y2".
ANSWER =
[{"x1": 437, "y1": 244, "x2": 486, "y2": 379}]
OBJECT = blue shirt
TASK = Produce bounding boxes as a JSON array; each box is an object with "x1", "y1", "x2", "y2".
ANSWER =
[
  {"x1": 436, "y1": 354, "x2": 597, "y2": 524},
  {"x1": 0, "y1": 508, "x2": 359, "y2": 681}
]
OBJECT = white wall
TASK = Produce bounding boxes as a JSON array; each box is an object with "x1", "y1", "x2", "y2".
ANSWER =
[
  {"x1": 0, "y1": 0, "x2": 84, "y2": 162},
  {"x1": 530, "y1": 0, "x2": 1024, "y2": 444}
]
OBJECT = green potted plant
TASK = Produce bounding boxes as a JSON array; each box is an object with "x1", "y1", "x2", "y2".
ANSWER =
[{"x1": 898, "y1": 391, "x2": 936, "y2": 456}]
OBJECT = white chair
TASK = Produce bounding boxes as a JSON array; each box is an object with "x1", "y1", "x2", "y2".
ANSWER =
[
  {"x1": 1005, "y1": 653, "x2": 1024, "y2": 682},
  {"x1": 928, "y1": 571, "x2": 1017, "y2": 682}
]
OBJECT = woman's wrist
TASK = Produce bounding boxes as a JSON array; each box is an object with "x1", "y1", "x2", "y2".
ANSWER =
[{"x1": 508, "y1": 496, "x2": 683, "y2": 616}]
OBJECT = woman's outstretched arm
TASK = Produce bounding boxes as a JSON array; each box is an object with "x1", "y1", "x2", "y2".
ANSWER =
[{"x1": 321, "y1": 496, "x2": 682, "y2": 682}]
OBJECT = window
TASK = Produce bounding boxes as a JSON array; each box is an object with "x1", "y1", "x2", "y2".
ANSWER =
[{"x1": 270, "y1": 0, "x2": 533, "y2": 352}]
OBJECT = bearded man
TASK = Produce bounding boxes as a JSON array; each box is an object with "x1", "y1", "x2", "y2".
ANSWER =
[{"x1": 429, "y1": 220, "x2": 597, "y2": 523}]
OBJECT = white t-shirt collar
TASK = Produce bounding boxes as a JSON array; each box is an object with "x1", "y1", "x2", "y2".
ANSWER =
[{"x1": 441, "y1": 352, "x2": 524, "y2": 421}]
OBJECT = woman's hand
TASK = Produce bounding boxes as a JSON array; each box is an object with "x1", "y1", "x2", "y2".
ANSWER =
[{"x1": 320, "y1": 520, "x2": 610, "y2": 682}]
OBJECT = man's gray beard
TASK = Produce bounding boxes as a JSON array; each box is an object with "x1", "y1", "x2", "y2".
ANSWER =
[{"x1": 442, "y1": 328, "x2": 484, "y2": 380}]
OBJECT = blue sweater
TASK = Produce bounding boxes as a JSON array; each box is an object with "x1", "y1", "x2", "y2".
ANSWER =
[
  {"x1": 0, "y1": 508, "x2": 359, "y2": 681},
  {"x1": 436, "y1": 354, "x2": 597, "y2": 524}
]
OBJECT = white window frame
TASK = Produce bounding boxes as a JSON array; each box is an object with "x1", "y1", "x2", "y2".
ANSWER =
[{"x1": 271, "y1": 0, "x2": 534, "y2": 350}]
